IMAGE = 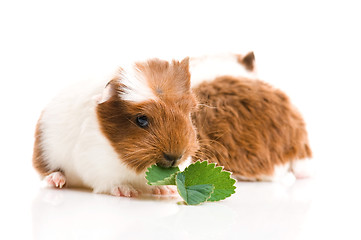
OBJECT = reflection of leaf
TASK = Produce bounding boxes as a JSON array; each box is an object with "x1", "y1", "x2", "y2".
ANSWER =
[
  {"x1": 182, "y1": 161, "x2": 236, "y2": 202},
  {"x1": 176, "y1": 172, "x2": 214, "y2": 205},
  {"x1": 145, "y1": 165, "x2": 180, "y2": 185}
]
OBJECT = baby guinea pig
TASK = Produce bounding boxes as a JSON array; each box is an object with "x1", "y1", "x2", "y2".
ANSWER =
[{"x1": 33, "y1": 58, "x2": 198, "y2": 197}]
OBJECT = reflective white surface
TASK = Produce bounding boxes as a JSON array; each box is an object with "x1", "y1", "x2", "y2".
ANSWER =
[{"x1": 2, "y1": 172, "x2": 360, "y2": 240}]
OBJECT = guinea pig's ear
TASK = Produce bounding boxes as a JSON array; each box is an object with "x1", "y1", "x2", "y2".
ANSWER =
[
  {"x1": 180, "y1": 57, "x2": 190, "y2": 72},
  {"x1": 238, "y1": 51, "x2": 256, "y2": 71},
  {"x1": 98, "y1": 79, "x2": 120, "y2": 104},
  {"x1": 180, "y1": 57, "x2": 190, "y2": 86},
  {"x1": 171, "y1": 57, "x2": 191, "y2": 93}
]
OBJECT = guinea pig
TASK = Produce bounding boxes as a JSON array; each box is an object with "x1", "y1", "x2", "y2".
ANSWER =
[
  {"x1": 190, "y1": 52, "x2": 312, "y2": 183},
  {"x1": 33, "y1": 58, "x2": 198, "y2": 197},
  {"x1": 33, "y1": 52, "x2": 312, "y2": 197}
]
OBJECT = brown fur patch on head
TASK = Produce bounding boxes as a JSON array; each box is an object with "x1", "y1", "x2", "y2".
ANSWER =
[
  {"x1": 192, "y1": 76, "x2": 312, "y2": 179},
  {"x1": 97, "y1": 58, "x2": 199, "y2": 173},
  {"x1": 237, "y1": 52, "x2": 256, "y2": 71},
  {"x1": 135, "y1": 57, "x2": 191, "y2": 99}
]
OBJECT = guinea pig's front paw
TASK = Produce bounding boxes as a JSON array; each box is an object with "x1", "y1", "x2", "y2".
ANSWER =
[
  {"x1": 45, "y1": 171, "x2": 66, "y2": 188},
  {"x1": 152, "y1": 186, "x2": 178, "y2": 195},
  {"x1": 111, "y1": 185, "x2": 140, "y2": 198}
]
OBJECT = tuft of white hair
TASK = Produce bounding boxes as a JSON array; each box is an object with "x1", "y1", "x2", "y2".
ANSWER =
[{"x1": 118, "y1": 64, "x2": 156, "y2": 103}]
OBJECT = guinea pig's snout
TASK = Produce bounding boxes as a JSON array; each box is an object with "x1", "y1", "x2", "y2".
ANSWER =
[
  {"x1": 163, "y1": 153, "x2": 182, "y2": 162},
  {"x1": 157, "y1": 153, "x2": 183, "y2": 168}
]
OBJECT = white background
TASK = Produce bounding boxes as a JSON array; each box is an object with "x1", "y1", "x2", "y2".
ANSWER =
[{"x1": 0, "y1": 0, "x2": 360, "y2": 239}]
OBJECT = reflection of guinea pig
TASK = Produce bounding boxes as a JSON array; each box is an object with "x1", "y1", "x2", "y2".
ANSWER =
[{"x1": 33, "y1": 52, "x2": 312, "y2": 197}]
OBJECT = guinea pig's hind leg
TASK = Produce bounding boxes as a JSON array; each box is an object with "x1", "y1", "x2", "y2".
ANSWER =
[
  {"x1": 258, "y1": 163, "x2": 296, "y2": 186},
  {"x1": 111, "y1": 185, "x2": 140, "y2": 198},
  {"x1": 291, "y1": 158, "x2": 314, "y2": 179},
  {"x1": 45, "y1": 171, "x2": 66, "y2": 188}
]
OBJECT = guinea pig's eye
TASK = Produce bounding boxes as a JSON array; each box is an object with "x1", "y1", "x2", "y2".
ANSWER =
[{"x1": 136, "y1": 115, "x2": 149, "y2": 128}]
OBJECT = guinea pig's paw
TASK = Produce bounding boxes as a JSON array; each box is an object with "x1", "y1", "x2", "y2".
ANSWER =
[
  {"x1": 111, "y1": 185, "x2": 140, "y2": 198},
  {"x1": 292, "y1": 159, "x2": 314, "y2": 179},
  {"x1": 45, "y1": 171, "x2": 66, "y2": 188},
  {"x1": 152, "y1": 186, "x2": 178, "y2": 195}
]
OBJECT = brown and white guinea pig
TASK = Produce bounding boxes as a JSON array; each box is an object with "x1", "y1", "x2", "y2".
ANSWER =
[{"x1": 33, "y1": 52, "x2": 312, "y2": 197}]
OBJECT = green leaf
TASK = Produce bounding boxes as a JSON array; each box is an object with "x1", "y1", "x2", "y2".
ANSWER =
[
  {"x1": 182, "y1": 161, "x2": 236, "y2": 202},
  {"x1": 145, "y1": 165, "x2": 180, "y2": 185},
  {"x1": 176, "y1": 172, "x2": 215, "y2": 205},
  {"x1": 145, "y1": 161, "x2": 237, "y2": 205}
]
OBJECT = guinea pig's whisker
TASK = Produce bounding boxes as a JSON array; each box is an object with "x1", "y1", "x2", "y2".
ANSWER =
[
  {"x1": 121, "y1": 146, "x2": 158, "y2": 160},
  {"x1": 197, "y1": 103, "x2": 217, "y2": 109},
  {"x1": 122, "y1": 148, "x2": 149, "y2": 158},
  {"x1": 196, "y1": 139, "x2": 226, "y2": 160}
]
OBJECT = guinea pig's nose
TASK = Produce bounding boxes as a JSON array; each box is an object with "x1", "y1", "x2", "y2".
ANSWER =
[{"x1": 163, "y1": 153, "x2": 182, "y2": 162}]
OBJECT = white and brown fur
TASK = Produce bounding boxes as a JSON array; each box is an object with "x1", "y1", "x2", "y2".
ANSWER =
[{"x1": 33, "y1": 52, "x2": 312, "y2": 197}]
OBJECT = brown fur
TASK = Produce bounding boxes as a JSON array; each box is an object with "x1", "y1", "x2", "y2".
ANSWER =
[
  {"x1": 32, "y1": 116, "x2": 51, "y2": 177},
  {"x1": 97, "y1": 58, "x2": 198, "y2": 173},
  {"x1": 192, "y1": 76, "x2": 312, "y2": 179},
  {"x1": 237, "y1": 52, "x2": 255, "y2": 71},
  {"x1": 135, "y1": 58, "x2": 191, "y2": 98}
]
